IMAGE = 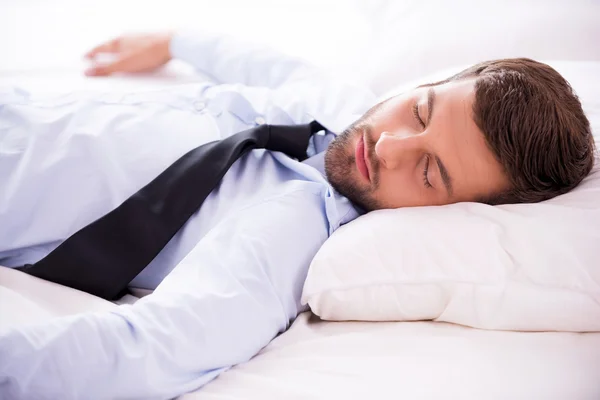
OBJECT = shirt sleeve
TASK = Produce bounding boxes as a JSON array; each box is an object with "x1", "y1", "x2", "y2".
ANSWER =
[
  {"x1": 169, "y1": 31, "x2": 377, "y2": 133},
  {"x1": 169, "y1": 30, "x2": 321, "y2": 88},
  {"x1": 0, "y1": 189, "x2": 329, "y2": 400}
]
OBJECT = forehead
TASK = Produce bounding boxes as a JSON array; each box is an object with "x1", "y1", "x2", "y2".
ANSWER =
[
  {"x1": 429, "y1": 79, "x2": 508, "y2": 200},
  {"x1": 379, "y1": 78, "x2": 508, "y2": 201}
]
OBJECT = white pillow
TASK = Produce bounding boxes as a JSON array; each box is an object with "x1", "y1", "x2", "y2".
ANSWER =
[{"x1": 302, "y1": 61, "x2": 600, "y2": 332}]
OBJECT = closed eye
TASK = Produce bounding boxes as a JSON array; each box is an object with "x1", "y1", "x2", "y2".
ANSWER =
[
  {"x1": 412, "y1": 102, "x2": 425, "y2": 129},
  {"x1": 423, "y1": 155, "x2": 432, "y2": 188}
]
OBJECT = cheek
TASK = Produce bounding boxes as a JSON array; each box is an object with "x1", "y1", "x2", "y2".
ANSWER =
[
  {"x1": 376, "y1": 170, "x2": 446, "y2": 208},
  {"x1": 376, "y1": 107, "x2": 411, "y2": 132},
  {"x1": 376, "y1": 171, "x2": 415, "y2": 203},
  {"x1": 363, "y1": 98, "x2": 408, "y2": 130}
]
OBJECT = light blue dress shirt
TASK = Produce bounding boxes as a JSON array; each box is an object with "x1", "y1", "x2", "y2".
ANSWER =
[{"x1": 0, "y1": 31, "x2": 376, "y2": 399}]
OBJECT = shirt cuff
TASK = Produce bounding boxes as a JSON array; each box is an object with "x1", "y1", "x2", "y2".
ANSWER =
[{"x1": 169, "y1": 31, "x2": 196, "y2": 62}]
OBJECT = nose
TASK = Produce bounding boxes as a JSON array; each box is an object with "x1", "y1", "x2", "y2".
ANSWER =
[{"x1": 374, "y1": 131, "x2": 422, "y2": 170}]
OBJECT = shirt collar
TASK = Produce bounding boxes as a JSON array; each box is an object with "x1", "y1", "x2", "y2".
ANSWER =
[{"x1": 302, "y1": 151, "x2": 364, "y2": 224}]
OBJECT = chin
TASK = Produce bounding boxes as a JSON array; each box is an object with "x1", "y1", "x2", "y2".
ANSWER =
[
  {"x1": 324, "y1": 123, "x2": 382, "y2": 211},
  {"x1": 325, "y1": 163, "x2": 380, "y2": 212}
]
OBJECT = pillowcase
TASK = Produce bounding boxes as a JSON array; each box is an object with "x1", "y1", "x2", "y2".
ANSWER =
[{"x1": 301, "y1": 61, "x2": 600, "y2": 332}]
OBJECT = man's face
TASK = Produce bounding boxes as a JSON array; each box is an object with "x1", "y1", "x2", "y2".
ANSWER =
[{"x1": 325, "y1": 79, "x2": 510, "y2": 211}]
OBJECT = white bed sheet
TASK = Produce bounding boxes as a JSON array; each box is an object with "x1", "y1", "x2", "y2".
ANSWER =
[
  {"x1": 189, "y1": 313, "x2": 600, "y2": 400},
  {"x1": 2, "y1": 267, "x2": 599, "y2": 400}
]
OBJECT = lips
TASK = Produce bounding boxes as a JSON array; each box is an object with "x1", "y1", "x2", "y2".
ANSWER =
[{"x1": 355, "y1": 134, "x2": 371, "y2": 182}]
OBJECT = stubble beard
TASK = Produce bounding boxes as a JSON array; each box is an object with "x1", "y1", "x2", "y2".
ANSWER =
[{"x1": 324, "y1": 124, "x2": 381, "y2": 212}]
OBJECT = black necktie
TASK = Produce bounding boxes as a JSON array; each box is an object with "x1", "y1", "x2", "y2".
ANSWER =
[{"x1": 19, "y1": 121, "x2": 324, "y2": 300}]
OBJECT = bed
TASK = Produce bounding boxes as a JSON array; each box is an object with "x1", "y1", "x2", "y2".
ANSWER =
[
  {"x1": 1, "y1": 1, "x2": 599, "y2": 399},
  {"x1": 190, "y1": 314, "x2": 600, "y2": 399},
  {"x1": 2, "y1": 266, "x2": 599, "y2": 399}
]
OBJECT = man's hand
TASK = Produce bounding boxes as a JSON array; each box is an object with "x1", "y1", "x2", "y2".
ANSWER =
[{"x1": 84, "y1": 33, "x2": 173, "y2": 77}]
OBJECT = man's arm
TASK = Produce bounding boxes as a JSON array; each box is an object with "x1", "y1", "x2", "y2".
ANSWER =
[
  {"x1": 0, "y1": 190, "x2": 329, "y2": 399},
  {"x1": 83, "y1": 31, "x2": 377, "y2": 132},
  {"x1": 85, "y1": 31, "x2": 321, "y2": 88},
  {"x1": 172, "y1": 31, "x2": 377, "y2": 131},
  {"x1": 169, "y1": 31, "x2": 319, "y2": 88}
]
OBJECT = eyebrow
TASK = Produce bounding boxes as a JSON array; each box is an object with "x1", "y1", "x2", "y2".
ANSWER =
[
  {"x1": 435, "y1": 155, "x2": 453, "y2": 197},
  {"x1": 425, "y1": 87, "x2": 436, "y2": 128},
  {"x1": 425, "y1": 88, "x2": 453, "y2": 196}
]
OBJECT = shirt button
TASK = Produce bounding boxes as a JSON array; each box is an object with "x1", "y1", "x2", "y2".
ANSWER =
[
  {"x1": 193, "y1": 101, "x2": 206, "y2": 111},
  {"x1": 254, "y1": 116, "x2": 266, "y2": 125}
]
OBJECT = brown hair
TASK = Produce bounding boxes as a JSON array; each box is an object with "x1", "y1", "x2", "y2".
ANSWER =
[{"x1": 431, "y1": 58, "x2": 595, "y2": 204}]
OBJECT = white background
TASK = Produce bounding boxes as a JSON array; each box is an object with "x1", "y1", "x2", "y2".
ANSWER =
[{"x1": 0, "y1": 0, "x2": 598, "y2": 93}]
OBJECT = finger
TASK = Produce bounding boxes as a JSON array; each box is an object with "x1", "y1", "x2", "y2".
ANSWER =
[
  {"x1": 84, "y1": 37, "x2": 121, "y2": 59},
  {"x1": 84, "y1": 51, "x2": 149, "y2": 76}
]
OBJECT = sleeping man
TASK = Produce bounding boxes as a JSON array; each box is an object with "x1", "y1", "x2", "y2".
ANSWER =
[{"x1": 0, "y1": 31, "x2": 595, "y2": 399}]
